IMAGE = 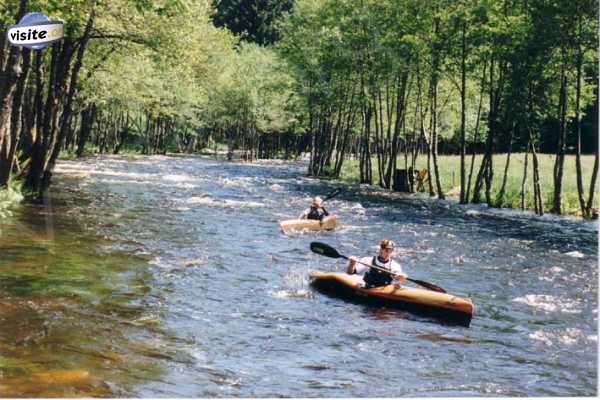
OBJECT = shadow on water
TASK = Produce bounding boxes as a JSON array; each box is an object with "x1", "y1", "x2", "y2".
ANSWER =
[{"x1": 0, "y1": 199, "x2": 167, "y2": 397}]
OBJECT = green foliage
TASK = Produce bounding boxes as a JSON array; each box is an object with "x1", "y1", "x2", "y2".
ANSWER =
[
  {"x1": 70, "y1": 0, "x2": 297, "y2": 151},
  {"x1": 0, "y1": 185, "x2": 23, "y2": 219},
  {"x1": 212, "y1": 0, "x2": 294, "y2": 45},
  {"x1": 278, "y1": 0, "x2": 598, "y2": 150},
  {"x1": 202, "y1": 42, "x2": 297, "y2": 139},
  {"x1": 80, "y1": 0, "x2": 237, "y2": 125}
]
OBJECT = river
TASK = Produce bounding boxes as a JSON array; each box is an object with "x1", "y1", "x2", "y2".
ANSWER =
[{"x1": 0, "y1": 154, "x2": 597, "y2": 396}]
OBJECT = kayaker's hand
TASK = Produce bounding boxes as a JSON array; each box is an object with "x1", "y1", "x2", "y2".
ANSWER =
[{"x1": 393, "y1": 273, "x2": 407, "y2": 281}]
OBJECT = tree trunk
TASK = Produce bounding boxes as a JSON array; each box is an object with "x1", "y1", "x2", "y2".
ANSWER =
[
  {"x1": 465, "y1": 60, "x2": 486, "y2": 203},
  {"x1": 520, "y1": 146, "x2": 529, "y2": 210},
  {"x1": 0, "y1": 0, "x2": 28, "y2": 179},
  {"x1": 574, "y1": 43, "x2": 586, "y2": 215},
  {"x1": 6, "y1": 49, "x2": 31, "y2": 180},
  {"x1": 551, "y1": 58, "x2": 567, "y2": 214},
  {"x1": 459, "y1": 20, "x2": 467, "y2": 203},
  {"x1": 494, "y1": 123, "x2": 514, "y2": 207},
  {"x1": 40, "y1": 8, "x2": 95, "y2": 195},
  {"x1": 76, "y1": 104, "x2": 96, "y2": 157},
  {"x1": 585, "y1": 88, "x2": 599, "y2": 216},
  {"x1": 528, "y1": 136, "x2": 544, "y2": 216}
]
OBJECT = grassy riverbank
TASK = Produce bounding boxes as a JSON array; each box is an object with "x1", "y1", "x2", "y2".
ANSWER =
[{"x1": 340, "y1": 153, "x2": 598, "y2": 216}]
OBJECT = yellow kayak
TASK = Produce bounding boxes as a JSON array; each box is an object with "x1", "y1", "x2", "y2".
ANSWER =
[
  {"x1": 309, "y1": 271, "x2": 474, "y2": 326},
  {"x1": 280, "y1": 215, "x2": 338, "y2": 234}
]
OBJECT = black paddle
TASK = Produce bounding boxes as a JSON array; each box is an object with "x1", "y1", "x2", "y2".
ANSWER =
[
  {"x1": 322, "y1": 187, "x2": 342, "y2": 202},
  {"x1": 310, "y1": 241, "x2": 447, "y2": 293}
]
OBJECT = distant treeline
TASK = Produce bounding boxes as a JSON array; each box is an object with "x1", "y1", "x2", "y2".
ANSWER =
[{"x1": 0, "y1": 0, "x2": 598, "y2": 218}]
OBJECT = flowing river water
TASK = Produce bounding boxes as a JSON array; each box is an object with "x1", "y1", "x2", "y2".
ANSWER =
[{"x1": 0, "y1": 155, "x2": 597, "y2": 397}]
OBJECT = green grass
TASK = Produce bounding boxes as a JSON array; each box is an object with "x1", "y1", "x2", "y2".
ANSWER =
[{"x1": 340, "y1": 153, "x2": 599, "y2": 216}]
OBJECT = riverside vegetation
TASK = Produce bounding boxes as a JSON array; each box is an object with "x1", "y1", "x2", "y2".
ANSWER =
[{"x1": 0, "y1": 0, "x2": 597, "y2": 217}]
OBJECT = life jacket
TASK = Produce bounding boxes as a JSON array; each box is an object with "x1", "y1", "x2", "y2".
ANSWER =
[
  {"x1": 307, "y1": 206, "x2": 327, "y2": 221},
  {"x1": 363, "y1": 256, "x2": 394, "y2": 288}
]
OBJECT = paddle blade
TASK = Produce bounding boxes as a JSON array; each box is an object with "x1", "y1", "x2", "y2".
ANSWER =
[
  {"x1": 323, "y1": 187, "x2": 342, "y2": 201},
  {"x1": 310, "y1": 242, "x2": 343, "y2": 259},
  {"x1": 406, "y1": 278, "x2": 446, "y2": 293}
]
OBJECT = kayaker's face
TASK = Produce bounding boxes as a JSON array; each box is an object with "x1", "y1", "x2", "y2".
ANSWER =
[{"x1": 379, "y1": 247, "x2": 394, "y2": 261}]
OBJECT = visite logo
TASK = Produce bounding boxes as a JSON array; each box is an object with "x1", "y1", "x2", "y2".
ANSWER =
[{"x1": 6, "y1": 12, "x2": 63, "y2": 50}]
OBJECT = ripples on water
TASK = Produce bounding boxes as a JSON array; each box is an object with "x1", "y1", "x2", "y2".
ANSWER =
[{"x1": 0, "y1": 154, "x2": 597, "y2": 396}]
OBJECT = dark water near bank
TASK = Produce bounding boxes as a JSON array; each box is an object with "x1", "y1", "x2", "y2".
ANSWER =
[{"x1": 0, "y1": 155, "x2": 597, "y2": 397}]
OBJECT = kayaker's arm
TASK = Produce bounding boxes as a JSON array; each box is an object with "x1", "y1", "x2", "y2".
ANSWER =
[{"x1": 346, "y1": 256, "x2": 358, "y2": 274}]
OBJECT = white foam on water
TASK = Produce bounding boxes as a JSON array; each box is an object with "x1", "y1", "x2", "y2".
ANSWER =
[
  {"x1": 538, "y1": 266, "x2": 566, "y2": 282},
  {"x1": 338, "y1": 203, "x2": 365, "y2": 214},
  {"x1": 98, "y1": 178, "x2": 161, "y2": 186},
  {"x1": 337, "y1": 224, "x2": 369, "y2": 233},
  {"x1": 89, "y1": 169, "x2": 157, "y2": 181},
  {"x1": 218, "y1": 177, "x2": 254, "y2": 189},
  {"x1": 162, "y1": 174, "x2": 196, "y2": 183},
  {"x1": 148, "y1": 256, "x2": 178, "y2": 269},
  {"x1": 529, "y1": 328, "x2": 587, "y2": 346},
  {"x1": 272, "y1": 289, "x2": 312, "y2": 299},
  {"x1": 148, "y1": 256, "x2": 164, "y2": 267},
  {"x1": 183, "y1": 196, "x2": 264, "y2": 208},
  {"x1": 181, "y1": 257, "x2": 208, "y2": 268},
  {"x1": 564, "y1": 251, "x2": 585, "y2": 258},
  {"x1": 512, "y1": 294, "x2": 582, "y2": 314}
]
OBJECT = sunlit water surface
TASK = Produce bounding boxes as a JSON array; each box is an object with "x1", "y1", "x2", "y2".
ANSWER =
[{"x1": 0, "y1": 154, "x2": 597, "y2": 396}]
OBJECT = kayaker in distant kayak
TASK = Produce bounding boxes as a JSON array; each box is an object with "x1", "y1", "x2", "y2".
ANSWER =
[
  {"x1": 299, "y1": 196, "x2": 329, "y2": 221},
  {"x1": 346, "y1": 239, "x2": 408, "y2": 288}
]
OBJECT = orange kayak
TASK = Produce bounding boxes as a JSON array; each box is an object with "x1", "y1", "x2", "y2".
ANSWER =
[{"x1": 309, "y1": 271, "x2": 474, "y2": 326}]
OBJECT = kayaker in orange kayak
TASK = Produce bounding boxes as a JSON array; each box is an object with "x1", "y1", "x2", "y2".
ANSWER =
[
  {"x1": 298, "y1": 196, "x2": 329, "y2": 221},
  {"x1": 346, "y1": 239, "x2": 408, "y2": 288}
]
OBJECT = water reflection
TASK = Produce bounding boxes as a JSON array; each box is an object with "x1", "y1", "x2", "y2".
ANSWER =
[{"x1": 0, "y1": 201, "x2": 165, "y2": 396}]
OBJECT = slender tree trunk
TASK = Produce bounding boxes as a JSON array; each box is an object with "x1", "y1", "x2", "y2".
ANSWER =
[
  {"x1": 459, "y1": 20, "x2": 467, "y2": 203},
  {"x1": 6, "y1": 49, "x2": 31, "y2": 179},
  {"x1": 466, "y1": 58, "x2": 487, "y2": 203},
  {"x1": 520, "y1": 145, "x2": 529, "y2": 210},
  {"x1": 430, "y1": 16, "x2": 444, "y2": 200},
  {"x1": 23, "y1": 51, "x2": 45, "y2": 192},
  {"x1": 76, "y1": 104, "x2": 96, "y2": 157},
  {"x1": 551, "y1": 58, "x2": 567, "y2": 214},
  {"x1": 494, "y1": 123, "x2": 514, "y2": 207},
  {"x1": 0, "y1": 0, "x2": 28, "y2": 174},
  {"x1": 385, "y1": 72, "x2": 409, "y2": 189},
  {"x1": 585, "y1": 88, "x2": 599, "y2": 216},
  {"x1": 531, "y1": 140, "x2": 543, "y2": 215},
  {"x1": 574, "y1": 43, "x2": 586, "y2": 216}
]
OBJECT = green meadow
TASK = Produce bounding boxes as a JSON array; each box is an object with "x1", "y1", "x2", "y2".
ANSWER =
[{"x1": 340, "y1": 153, "x2": 598, "y2": 216}]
